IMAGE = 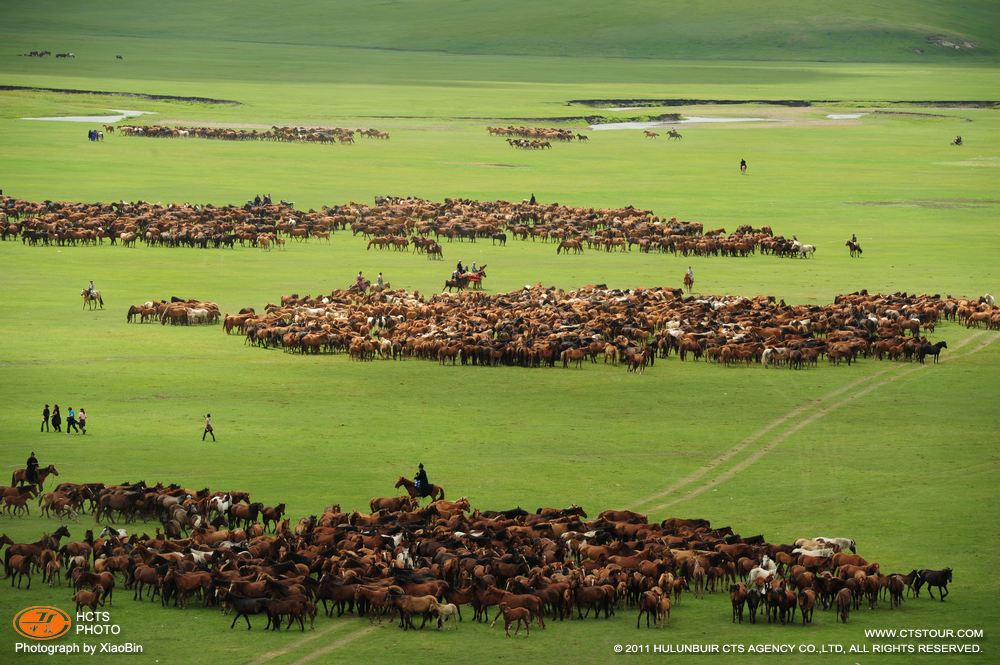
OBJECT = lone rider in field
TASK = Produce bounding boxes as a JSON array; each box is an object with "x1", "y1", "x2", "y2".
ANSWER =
[
  {"x1": 740, "y1": 158, "x2": 747, "y2": 175},
  {"x1": 687, "y1": 266, "x2": 694, "y2": 281},
  {"x1": 414, "y1": 463, "x2": 430, "y2": 497},
  {"x1": 25, "y1": 451, "x2": 39, "y2": 487},
  {"x1": 85, "y1": 280, "x2": 95, "y2": 298}
]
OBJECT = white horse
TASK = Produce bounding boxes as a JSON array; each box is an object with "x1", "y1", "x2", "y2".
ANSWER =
[
  {"x1": 797, "y1": 243, "x2": 816, "y2": 258},
  {"x1": 816, "y1": 537, "x2": 857, "y2": 554},
  {"x1": 982, "y1": 294, "x2": 995, "y2": 306},
  {"x1": 792, "y1": 547, "x2": 835, "y2": 558},
  {"x1": 748, "y1": 554, "x2": 777, "y2": 585},
  {"x1": 188, "y1": 308, "x2": 210, "y2": 324}
]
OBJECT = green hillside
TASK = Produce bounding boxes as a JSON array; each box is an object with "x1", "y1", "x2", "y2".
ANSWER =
[{"x1": 4, "y1": 0, "x2": 1000, "y2": 63}]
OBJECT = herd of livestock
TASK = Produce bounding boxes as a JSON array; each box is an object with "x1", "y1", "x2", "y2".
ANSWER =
[
  {"x1": 1, "y1": 193, "x2": 819, "y2": 259},
  {"x1": 488, "y1": 126, "x2": 587, "y2": 142},
  {"x1": 0, "y1": 472, "x2": 953, "y2": 633},
  {"x1": 113, "y1": 125, "x2": 388, "y2": 143},
  {"x1": 224, "y1": 286, "x2": 992, "y2": 370},
  {"x1": 126, "y1": 298, "x2": 221, "y2": 325}
]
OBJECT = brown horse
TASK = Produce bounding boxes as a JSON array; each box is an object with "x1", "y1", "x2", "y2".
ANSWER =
[
  {"x1": 394, "y1": 477, "x2": 444, "y2": 502},
  {"x1": 683, "y1": 272, "x2": 694, "y2": 293},
  {"x1": 11, "y1": 464, "x2": 59, "y2": 490},
  {"x1": 81, "y1": 289, "x2": 104, "y2": 310}
]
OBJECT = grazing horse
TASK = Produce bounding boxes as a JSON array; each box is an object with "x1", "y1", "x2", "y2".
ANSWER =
[
  {"x1": 394, "y1": 476, "x2": 444, "y2": 502},
  {"x1": 915, "y1": 568, "x2": 952, "y2": 601},
  {"x1": 556, "y1": 239, "x2": 583, "y2": 255},
  {"x1": 845, "y1": 240, "x2": 863, "y2": 257},
  {"x1": 12, "y1": 464, "x2": 59, "y2": 490},
  {"x1": 683, "y1": 272, "x2": 694, "y2": 293},
  {"x1": 81, "y1": 289, "x2": 104, "y2": 310},
  {"x1": 917, "y1": 341, "x2": 947, "y2": 364}
]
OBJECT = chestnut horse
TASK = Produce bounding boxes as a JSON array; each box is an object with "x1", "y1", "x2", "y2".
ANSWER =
[
  {"x1": 12, "y1": 464, "x2": 59, "y2": 490},
  {"x1": 683, "y1": 272, "x2": 694, "y2": 293},
  {"x1": 394, "y1": 476, "x2": 445, "y2": 502},
  {"x1": 81, "y1": 289, "x2": 104, "y2": 310}
]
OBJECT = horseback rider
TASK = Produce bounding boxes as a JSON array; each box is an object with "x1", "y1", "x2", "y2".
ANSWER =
[
  {"x1": 376, "y1": 272, "x2": 384, "y2": 289},
  {"x1": 456, "y1": 260, "x2": 464, "y2": 275},
  {"x1": 25, "y1": 451, "x2": 39, "y2": 486},
  {"x1": 86, "y1": 280, "x2": 95, "y2": 297},
  {"x1": 953, "y1": 135, "x2": 962, "y2": 146},
  {"x1": 686, "y1": 266, "x2": 694, "y2": 281},
  {"x1": 850, "y1": 233, "x2": 857, "y2": 244},
  {"x1": 470, "y1": 261, "x2": 478, "y2": 274},
  {"x1": 354, "y1": 271, "x2": 366, "y2": 290},
  {"x1": 414, "y1": 463, "x2": 430, "y2": 497}
]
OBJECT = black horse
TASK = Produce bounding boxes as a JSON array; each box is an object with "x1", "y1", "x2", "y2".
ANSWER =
[
  {"x1": 917, "y1": 341, "x2": 948, "y2": 364},
  {"x1": 914, "y1": 568, "x2": 952, "y2": 601}
]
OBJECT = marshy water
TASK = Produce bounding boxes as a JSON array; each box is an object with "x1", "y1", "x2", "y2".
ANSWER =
[{"x1": 21, "y1": 109, "x2": 155, "y2": 123}]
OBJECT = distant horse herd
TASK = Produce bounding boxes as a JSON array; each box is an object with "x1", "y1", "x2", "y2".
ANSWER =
[
  {"x1": 0, "y1": 469, "x2": 954, "y2": 632},
  {"x1": 223, "y1": 286, "x2": 989, "y2": 373},
  {"x1": 126, "y1": 298, "x2": 221, "y2": 326},
  {"x1": 114, "y1": 125, "x2": 388, "y2": 144}
]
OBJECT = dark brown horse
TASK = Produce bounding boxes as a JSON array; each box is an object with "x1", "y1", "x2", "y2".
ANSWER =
[{"x1": 394, "y1": 477, "x2": 445, "y2": 502}]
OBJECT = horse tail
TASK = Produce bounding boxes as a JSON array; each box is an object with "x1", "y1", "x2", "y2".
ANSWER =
[{"x1": 438, "y1": 486, "x2": 445, "y2": 500}]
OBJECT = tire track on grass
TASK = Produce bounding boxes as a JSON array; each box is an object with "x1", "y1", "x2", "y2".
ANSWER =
[
  {"x1": 247, "y1": 620, "x2": 359, "y2": 665},
  {"x1": 286, "y1": 626, "x2": 377, "y2": 665},
  {"x1": 633, "y1": 330, "x2": 991, "y2": 514}
]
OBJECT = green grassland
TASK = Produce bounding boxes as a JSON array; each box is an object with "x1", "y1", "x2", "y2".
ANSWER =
[{"x1": 1, "y1": 1, "x2": 999, "y2": 664}]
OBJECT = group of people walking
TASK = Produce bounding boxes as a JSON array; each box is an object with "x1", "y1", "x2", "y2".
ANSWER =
[{"x1": 41, "y1": 403, "x2": 87, "y2": 434}]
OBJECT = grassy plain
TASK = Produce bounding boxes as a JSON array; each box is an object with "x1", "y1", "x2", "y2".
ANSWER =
[{"x1": 1, "y1": 2, "x2": 999, "y2": 663}]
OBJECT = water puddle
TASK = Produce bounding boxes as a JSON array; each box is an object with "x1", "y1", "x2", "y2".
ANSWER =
[
  {"x1": 589, "y1": 116, "x2": 776, "y2": 131},
  {"x1": 21, "y1": 109, "x2": 155, "y2": 123},
  {"x1": 826, "y1": 113, "x2": 868, "y2": 119}
]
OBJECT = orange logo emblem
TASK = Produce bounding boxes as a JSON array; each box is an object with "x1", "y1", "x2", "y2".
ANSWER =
[{"x1": 13, "y1": 606, "x2": 72, "y2": 640}]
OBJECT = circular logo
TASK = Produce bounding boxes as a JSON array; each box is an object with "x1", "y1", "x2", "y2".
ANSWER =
[{"x1": 13, "y1": 606, "x2": 72, "y2": 640}]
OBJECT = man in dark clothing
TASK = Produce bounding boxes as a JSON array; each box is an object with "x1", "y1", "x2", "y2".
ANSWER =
[
  {"x1": 26, "y1": 452, "x2": 39, "y2": 486},
  {"x1": 456, "y1": 260, "x2": 464, "y2": 275},
  {"x1": 414, "y1": 463, "x2": 429, "y2": 496},
  {"x1": 529, "y1": 193, "x2": 536, "y2": 205},
  {"x1": 51, "y1": 405, "x2": 62, "y2": 432},
  {"x1": 740, "y1": 158, "x2": 748, "y2": 175},
  {"x1": 41, "y1": 404, "x2": 50, "y2": 432}
]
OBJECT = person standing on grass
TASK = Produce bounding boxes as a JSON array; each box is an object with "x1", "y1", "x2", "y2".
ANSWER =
[
  {"x1": 51, "y1": 404, "x2": 62, "y2": 433},
  {"x1": 41, "y1": 404, "x2": 50, "y2": 432},
  {"x1": 66, "y1": 406, "x2": 79, "y2": 434},
  {"x1": 202, "y1": 413, "x2": 216, "y2": 441},
  {"x1": 78, "y1": 408, "x2": 87, "y2": 435}
]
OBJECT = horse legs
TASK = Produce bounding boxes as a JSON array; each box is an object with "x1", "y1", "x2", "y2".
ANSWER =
[{"x1": 938, "y1": 585, "x2": 947, "y2": 601}]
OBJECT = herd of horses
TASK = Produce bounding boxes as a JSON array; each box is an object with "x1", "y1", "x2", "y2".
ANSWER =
[
  {"x1": 113, "y1": 125, "x2": 388, "y2": 144},
  {"x1": 487, "y1": 126, "x2": 587, "y2": 142},
  {"x1": 0, "y1": 196, "x2": 325, "y2": 249},
  {"x1": 126, "y1": 298, "x2": 221, "y2": 326},
  {"x1": 0, "y1": 470, "x2": 954, "y2": 633},
  {"x1": 3, "y1": 193, "x2": 817, "y2": 261},
  {"x1": 224, "y1": 285, "x2": 983, "y2": 372}
]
